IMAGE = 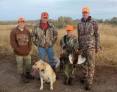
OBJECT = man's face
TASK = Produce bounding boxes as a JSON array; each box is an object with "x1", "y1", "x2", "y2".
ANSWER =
[
  {"x1": 82, "y1": 12, "x2": 89, "y2": 19},
  {"x1": 18, "y1": 21, "x2": 25, "y2": 28},
  {"x1": 67, "y1": 31, "x2": 74, "y2": 37},
  {"x1": 41, "y1": 17, "x2": 48, "y2": 23}
]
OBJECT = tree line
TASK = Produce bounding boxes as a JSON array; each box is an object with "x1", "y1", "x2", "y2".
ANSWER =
[{"x1": 0, "y1": 17, "x2": 117, "y2": 28}]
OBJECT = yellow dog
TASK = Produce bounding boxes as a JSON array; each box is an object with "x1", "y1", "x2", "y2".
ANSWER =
[{"x1": 32, "y1": 60, "x2": 56, "y2": 90}]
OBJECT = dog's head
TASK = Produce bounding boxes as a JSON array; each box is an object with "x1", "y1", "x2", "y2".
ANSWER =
[{"x1": 32, "y1": 60, "x2": 46, "y2": 71}]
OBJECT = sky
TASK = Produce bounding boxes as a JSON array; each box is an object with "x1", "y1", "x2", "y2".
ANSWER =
[{"x1": 0, "y1": 0, "x2": 117, "y2": 20}]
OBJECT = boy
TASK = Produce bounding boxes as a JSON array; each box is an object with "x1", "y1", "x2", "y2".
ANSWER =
[{"x1": 60, "y1": 25, "x2": 79, "y2": 85}]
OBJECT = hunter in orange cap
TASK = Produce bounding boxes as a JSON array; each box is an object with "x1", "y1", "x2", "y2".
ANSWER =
[
  {"x1": 82, "y1": 6, "x2": 90, "y2": 20},
  {"x1": 77, "y1": 6, "x2": 100, "y2": 91},
  {"x1": 60, "y1": 25, "x2": 78, "y2": 83},
  {"x1": 10, "y1": 17, "x2": 32, "y2": 83},
  {"x1": 32, "y1": 11, "x2": 58, "y2": 72},
  {"x1": 65, "y1": 25, "x2": 75, "y2": 37}
]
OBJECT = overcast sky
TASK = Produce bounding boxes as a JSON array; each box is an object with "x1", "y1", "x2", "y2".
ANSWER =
[{"x1": 0, "y1": 0, "x2": 117, "y2": 20}]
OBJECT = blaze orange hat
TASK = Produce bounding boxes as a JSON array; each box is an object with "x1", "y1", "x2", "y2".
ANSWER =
[
  {"x1": 18, "y1": 17, "x2": 25, "y2": 23},
  {"x1": 41, "y1": 12, "x2": 49, "y2": 19},
  {"x1": 82, "y1": 6, "x2": 90, "y2": 13},
  {"x1": 66, "y1": 25, "x2": 74, "y2": 32}
]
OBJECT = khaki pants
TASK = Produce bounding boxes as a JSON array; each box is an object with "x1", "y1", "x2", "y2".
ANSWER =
[{"x1": 16, "y1": 55, "x2": 32, "y2": 75}]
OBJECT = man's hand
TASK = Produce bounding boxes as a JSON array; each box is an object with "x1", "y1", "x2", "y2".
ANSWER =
[
  {"x1": 44, "y1": 42, "x2": 48, "y2": 48},
  {"x1": 63, "y1": 45, "x2": 67, "y2": 49},
  {"x1": 75, "y1": 49, "x2": 80, "y2": 54},
  {"x1": 95, "y1": 47, "x2": 101, "y2": 53},
  {"x1": 95, "y1": 49, "x2": 99, "y2": 53}
]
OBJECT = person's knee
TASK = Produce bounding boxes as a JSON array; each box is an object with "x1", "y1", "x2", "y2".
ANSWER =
[
  {"x1": 16, "y1": 55, "x2": 23, "y2": 63},
  {"x1": 48, "y1": 48, "x2": 54, "y2": 61},
  {"x1": 25, "y1": 55, "x2": 31, "y2": 63},
  {"x1": 17, "y1": 63, "x2": 23, "y2": 74}
]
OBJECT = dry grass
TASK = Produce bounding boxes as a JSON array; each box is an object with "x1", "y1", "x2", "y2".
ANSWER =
[
  {"x1": 0, "y1": 24, "x2": 117, "y2": 65},
  {"x1": 96, "y1": 24, "x2": 117, "y2": 65}
]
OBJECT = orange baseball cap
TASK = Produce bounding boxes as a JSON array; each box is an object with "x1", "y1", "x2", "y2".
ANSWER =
[
  {"x1": 41, "y1": 12, "x2": 49, "y2": 19},
  {"x1": 66, "y1": 25, "x2": 74, "y2": 32},
  {"x1": 18, "y1": 17, "x2": 25, "y2": 23},
  {"x1": 82, "y1": 6, "x2": 90, "y2": 13}
]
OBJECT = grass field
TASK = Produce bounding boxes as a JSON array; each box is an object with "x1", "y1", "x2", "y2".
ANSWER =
[
  {"x1": 0, "y1": 24, "x2": 117, "y2": 92},
  {"x1": 0, "y1": 24, "x2": 117, "y2": 65}
]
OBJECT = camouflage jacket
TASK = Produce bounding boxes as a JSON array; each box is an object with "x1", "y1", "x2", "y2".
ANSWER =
[
  {"x1": 32, "y1": 22, "x2": 58, "y2": 48},
  {"x1": 60, "y1": 35, "x2": 79, "y2": 52},
  {"x1": 77, "y1": 16, "x2": 100, "y2": 50}
]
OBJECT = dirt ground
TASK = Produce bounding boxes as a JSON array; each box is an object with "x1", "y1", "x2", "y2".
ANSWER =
[{"x1": 0, "y1": 52, "x2": 117, "y2": 92}]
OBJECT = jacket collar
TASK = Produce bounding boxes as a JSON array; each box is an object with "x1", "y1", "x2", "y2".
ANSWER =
[
  {"x1": 81, "y1": 16, "x2": 92, "y2": 22},
  {"x1": 16, "y1": 26, "x2": 26, "y2": 32},
  {"x1": 35, "y1": 20, "x2": 54, "y2": 30},
  {"x1": 39, "y1": 21, "x2": 49, "y2": 30},
  {"x1": 38, "y1": 20, "x2": 53, "y2": 27}
]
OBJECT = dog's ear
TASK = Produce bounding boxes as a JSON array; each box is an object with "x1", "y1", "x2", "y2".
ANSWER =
[
  {"x1": 37, "y1": 68, "x2": 40, "y2": 71},
  {"x1": 32, "y1": 60, "x2": 39, "y2": 65}
]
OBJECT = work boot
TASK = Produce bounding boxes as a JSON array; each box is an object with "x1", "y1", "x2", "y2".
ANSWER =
[
  {"x1": 80, "y1": 78, "x2": 85, "y2": 84},
  {"x1": 20, "y1": 74, "x2": 29, "y2": 83},
  {"x1": 68, "y1": 77, "x2": 73, "y2": 85},
  {"x1": 84, "y1": 83, "x2": 92, "y2": 91},
  {"x1": 25, "y1": 72, "x2": 34, "y2": 80}
]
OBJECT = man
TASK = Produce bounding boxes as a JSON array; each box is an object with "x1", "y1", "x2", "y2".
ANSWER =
[
  {"x1": 32, "y1": 12, "x2": 58, "y2": 70},
  {"x1": 10, "y1": 17, "x2": 32, "y2": 83},
  {"x1": 77, "y1": 7, "x2": 100, "y2": 90},
  {"x1": 60, "y1": 25, "x2": 79, "y2": 85}
]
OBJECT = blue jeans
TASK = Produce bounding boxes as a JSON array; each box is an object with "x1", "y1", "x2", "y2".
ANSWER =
[{"x1": 38, "y1": 47, "x2": 55, "y2": 67}]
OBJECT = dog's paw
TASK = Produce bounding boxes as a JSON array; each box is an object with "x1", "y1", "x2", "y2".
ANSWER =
[
  {"x1": 40, "y1": 87, "x2": 43, "y2": 91},
  {"x1": 50, "y1": 87, "x2": 53, "y2": 90}
]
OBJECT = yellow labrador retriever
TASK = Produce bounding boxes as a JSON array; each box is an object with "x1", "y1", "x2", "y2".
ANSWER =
[{"x1": 32, "y1": 60, "x2": 56, "y2": 90}]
